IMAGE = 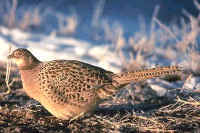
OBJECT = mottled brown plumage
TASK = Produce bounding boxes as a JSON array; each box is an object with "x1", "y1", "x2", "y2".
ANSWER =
[{"x1": 8, "y1": 48, "x2": 182, "y2": 120}]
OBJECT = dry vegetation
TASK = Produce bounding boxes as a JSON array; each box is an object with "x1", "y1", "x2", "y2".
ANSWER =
[
  {"x1": 1, "y1": 0, "x2": 41, "y2": 31},
  {"x1": 57, "y1": 11, "x2": 78, "y2": 35},
  {"x1": 1, "y1": 0, "x2": 77, "y2": 34},
  {"x1": 0, "y1": 0, "x2": 200, "y2": 133}
]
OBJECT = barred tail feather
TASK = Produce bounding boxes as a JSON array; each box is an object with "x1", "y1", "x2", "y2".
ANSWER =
[{"x1": 112, "y1": 66, "x2": 182, "y2": 86}]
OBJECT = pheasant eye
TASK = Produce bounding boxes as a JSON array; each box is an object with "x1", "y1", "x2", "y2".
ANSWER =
[{"x1": 14, "y1": 51, "x2": 22, "y2": 57}]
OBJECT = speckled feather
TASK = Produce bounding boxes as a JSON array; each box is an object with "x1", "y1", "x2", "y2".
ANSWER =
[{"x1": 37, "y1": 60, "x2": 114, "y2": 107}]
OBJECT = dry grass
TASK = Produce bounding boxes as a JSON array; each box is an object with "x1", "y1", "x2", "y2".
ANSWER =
[
  {"x1": 19, "y1": 8, "x2": 41, "y2": 31},
  {"x1": 4, "y1": 46, "x2": 12, "y2": 94},
  {"x1": 19, "y1": 11, "x2": 31, "y2": 31},
  {"x1": 94, "y1": 91, "x2": 200, "y2": 132},
  {"x1": 3, "y1": 0, "x2": 18, "y2": 29},
  {"x1": 57, "y1": 11, "x2": 78, "y2": 35},
  {"x1": 2, "y1": 0, "x2": 41, "y2": 31},
  {"x1": 92, "y1": 0, "x2": 105, "y2": 29},
  {"x1": 114, "y1": 0, "x2": 200, "y2": 76}
]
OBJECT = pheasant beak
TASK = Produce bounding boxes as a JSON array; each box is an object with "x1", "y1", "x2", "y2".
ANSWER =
[
  {"x1": 7, "y1": 54, "x2": 24, "y2": 66},
  {"x1": 7, "y1": 53, "x2": 15, "y2": 59}
]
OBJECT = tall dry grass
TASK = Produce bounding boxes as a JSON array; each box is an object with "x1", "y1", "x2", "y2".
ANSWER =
[
  {"x1": 3, "y1": 0, "x2": 17, "y2": 29},
  {"x1": 2, "y1": 0, "x2": 42, "y2": 31},
  {"x1": 57, "y1": 11, "x2": 78, "y2": 35},
  {"x1": 112, "y1": 1, "x2": 200, "y2": 74},
  {"x1": 19, "y1": 8, "x2": 41, "y2": 31}
]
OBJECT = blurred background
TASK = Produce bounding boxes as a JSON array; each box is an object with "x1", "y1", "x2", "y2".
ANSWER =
[{"x1": 0, "y1": 0, "x2": 199, "y2": 73}]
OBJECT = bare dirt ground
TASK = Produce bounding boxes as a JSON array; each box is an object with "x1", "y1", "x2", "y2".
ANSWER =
[{"x1": 0, "y1": 64, "x2": 200, "y2": 133}]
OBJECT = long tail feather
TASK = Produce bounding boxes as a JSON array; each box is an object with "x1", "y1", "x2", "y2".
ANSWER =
[{"x1": 112, "y1": 66, "x2": 182, "y2": 86}]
